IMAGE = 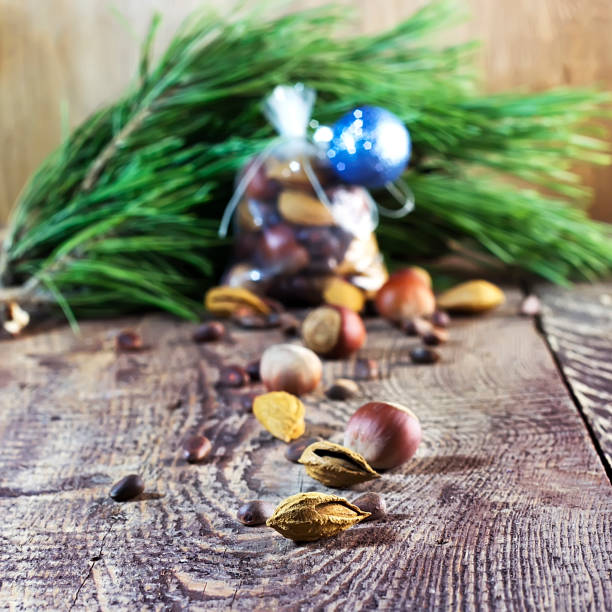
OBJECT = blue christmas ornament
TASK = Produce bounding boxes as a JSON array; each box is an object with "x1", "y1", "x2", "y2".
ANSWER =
[{"x1": 327, "y1": 106, "x2": 411, "y2": 188}]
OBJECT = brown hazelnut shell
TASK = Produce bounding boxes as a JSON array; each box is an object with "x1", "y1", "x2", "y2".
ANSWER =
[
  {"x1": 344, "y1": 401, "x2": 422, "y2": 469},
  {"x1": 375, "y1": 268, "x2": 435, "y2": 322},
  {"x1": 302, "y1": 305, "x2": 366, "y2": 359}
]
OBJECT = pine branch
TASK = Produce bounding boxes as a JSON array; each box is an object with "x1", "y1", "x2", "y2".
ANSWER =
[{"x1": 1, "y1": 0, "x2": 610, "y2": 323}]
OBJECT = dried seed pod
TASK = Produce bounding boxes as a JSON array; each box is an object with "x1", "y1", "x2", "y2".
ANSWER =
[
  {"x1": 192, "y1": 321, "x2": 225, "y2": 343},
  {"x1": 278, "y1": 191, "x2": 335, "y2": 226},
  {"x1": 266, "y1": 492, "x2": 370, "y2": 542},
  {"x1": 237, "y1": 500, "x2": 276, "y2": 526},
  {"x1": 115, "y1": 330, "x2": 142, "y2": 352},
  {"x1": 217, "y1": 365, "x2": 249, "y2": 388},
  {"x1": 326, "y1": 378, "x2": 360, "y2": 400},
  {"x1": 182, "y1": 435, "x2": 212, "y2": 463},
  {"x1": 252, "y1": 391, "x2": 305, "y2": 442},
  {"x1": 285, "y1": 436, "x2": 323, "y2": 463},
  {"x1": 322, "y1": 277, "x2": 366, "y2": 312},
  {"x1": 205, "y1": 286, "x2": 270, "y2": 317},
  {"x1": 298, "y1": 440, "x2": 380, "y2": 488},
  {"x1": 409, "y1": 347, "x2": 440, "y2": 364},
  {"x1": 109, "y1": 474, "x2": 144, "y2": 502},
  {"x1": 436, "y1": 280, "x2": 505, "y2": 313},
  {"x1": 352, "y1": 493, "x2": 387, "y2": 521}
]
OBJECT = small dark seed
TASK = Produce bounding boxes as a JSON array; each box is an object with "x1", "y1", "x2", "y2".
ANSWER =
[
  {"x1": 279, "y1": 313, "x2": 300, "y2": 337},
  {"x1": 353, "y1": 358, "x2": 379, "y2": 380},
  {"x1": 285, "y1": 436, "x2": 322, "y2": 463},
  {"x1": 167, "y1": 397, "x2": 183, "y2": 410},
  {"x1": 217, "y1": 365, "x2": 249, "y2": 388},
  {"x1": 422, "y1": 327, "x2": 449, "y2": 346},
  {"x1": 409, "y1": 346, "x2": 440, "y2": 364},
  {"x1": 326, "y1": 378, "x2": 359, "y2": 400},
  {"x1": 238, "y1": 392, "x2": 258, "y2": 412},
  {"x1": 352, "y1": 493, "x2": 387, "y2": 521},
  {"x1": 431, "y1": 310, "x2": 451, "y2": 328},
  {"x1": 237, "y1": 500, "x2": 276, "y2": 526},
  {"x1": 182, "y1": 435, "x2": 212, "y2": 463},
  {"x1": 246, "y1": 360, "x2": 261, "y2": 382},
  {"x1": 115, "y1": 331, "x2": 142, "y2": 352},
  {"x1": 400, "y1": 317, "x2": 432, "y2": 337},
  {"x1": 109, "y1": 474, "x2": 144, "y2": 502},
  {"x1": 520, "y1": 295, "x2": 541, "y2": 317},
  {"x1": 192, "y1": 321, "x2": 225, "y2": 343}
]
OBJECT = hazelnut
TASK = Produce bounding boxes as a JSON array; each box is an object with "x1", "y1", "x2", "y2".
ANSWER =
[
  {"x1": 302, "y1": 305, "x2": 366, "y2": 359},
  {"x1": 260, "y1": 344, "x2": 322, "y2": 395},
  {"x1": 375, "y1": 268, "x2": 436, "y2": 322},
  {"x1": 344, "y1": 401, "x2": 422, "y2": 469}
]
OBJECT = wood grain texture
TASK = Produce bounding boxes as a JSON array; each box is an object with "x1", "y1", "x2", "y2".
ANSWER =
[
  {"x1": 539, "y1": 283, "x2": 612, "y2": 472},
  {"x1": 1, "y1": 0, "x2": 612, "y2": 222},
  {"x1": 0, "y1": 290, "x2": 611, "y2": 609}
]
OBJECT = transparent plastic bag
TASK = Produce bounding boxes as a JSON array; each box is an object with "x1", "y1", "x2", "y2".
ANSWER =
[{"x1": 220, "y1": 85, "x2": 388, "y2": 306}]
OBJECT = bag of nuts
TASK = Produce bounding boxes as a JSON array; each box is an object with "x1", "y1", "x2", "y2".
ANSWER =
[{"x1": 219, "y1": 84, "x2": 388, "y2": 308}]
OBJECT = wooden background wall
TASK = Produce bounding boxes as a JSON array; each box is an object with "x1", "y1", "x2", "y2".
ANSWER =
[{"x1": 1, "y1": 0, "x2": 611, "y2": 223}]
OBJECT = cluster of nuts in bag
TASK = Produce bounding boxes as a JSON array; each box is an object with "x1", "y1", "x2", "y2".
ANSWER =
[
  {"x1": 222, "y1": 150, "x2": 387, "y2": 309},
  {"x1": 219, "y1": 84, "x2": 387, "y2": 310}
]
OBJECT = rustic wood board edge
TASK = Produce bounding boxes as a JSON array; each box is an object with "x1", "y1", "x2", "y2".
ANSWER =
[{"x1": 538, "y1": 282, "x2": 612, "y2": 478}]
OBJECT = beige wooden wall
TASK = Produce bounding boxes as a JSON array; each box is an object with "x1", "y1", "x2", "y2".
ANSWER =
[{"x1": 1, "y1": 0, "x2": 611, "y2": 223}]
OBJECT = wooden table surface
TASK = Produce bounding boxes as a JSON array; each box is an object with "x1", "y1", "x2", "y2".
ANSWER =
[{"x1": 1, "y1": 286, "x2": 611, "y2": 610}]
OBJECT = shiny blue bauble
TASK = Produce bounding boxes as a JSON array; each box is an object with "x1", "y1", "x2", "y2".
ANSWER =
[{"x1": 327, "y1": 106, "x2": 411, "y2": 188}]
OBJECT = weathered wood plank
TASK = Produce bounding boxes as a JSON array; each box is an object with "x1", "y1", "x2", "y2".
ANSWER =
[
  {"x1": 0, "y1": 290, "x2": 611, "y2": 610},
  {"x1": 539, "y1": 282, "x2": 612, "y2": 473}
]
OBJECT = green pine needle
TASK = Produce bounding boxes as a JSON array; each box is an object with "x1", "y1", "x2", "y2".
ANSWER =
[{"x1": 1, "y1": 0, "x2": 610, "y2": 321}]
